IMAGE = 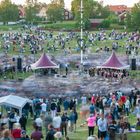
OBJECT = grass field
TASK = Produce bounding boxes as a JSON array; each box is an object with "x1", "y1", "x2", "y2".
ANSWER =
[
  {"x1": 45, "y1": 21, "x2": 77, "y2": 30},
  {"x1": 0, "y1": 25, "x2": 22, "y2": 31}
]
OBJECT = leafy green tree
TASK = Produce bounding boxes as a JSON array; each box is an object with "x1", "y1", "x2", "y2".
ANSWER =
[
  {"x1": 107, "y1": 12, "x2": 119, "y2": 24},
  {"x1": 131, "y1": 3, "x2": 140, "y2": 31},
  {"x1": 71, "y1": 0, "x2": 110, "y2": 19},
  {"x1": 71, "y1": 0, "x2": 92, "y2": 29},
  {"x1": 0, "y1": 0, "x2": 19, "y2": 24},
  {"x1": 26, "y1": 0, "x2": 38, "y2": 6},
  {"x1": 101, "y1": 6, "x2": 111, "y2": 18},
  {"x1": 99, "y1": 19, "x2": 111, "y2": 28},
  {"x1": 59, "y1": 0, "x2": 64, "y2": 8},
  {"x1": 25, "y1": 5, "x2": 38, "y2": 23},
  {"x1": 125, "y1": 13, "x2": 132, "y2": 29},
  {"x1": 125, "y1": 2, "x2": 140, "y2": 31},
  {"x1": 71, "y1": 0, "x2": 110, "y2": 29},
  {"x1": 47, "y1": 1, "x2": 64, "y2": 23},
  {"x1": 25, "y1": 0, "x2": 40, "y2": 23}
]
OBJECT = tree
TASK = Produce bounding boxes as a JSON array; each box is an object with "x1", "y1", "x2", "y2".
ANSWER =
[
  {"x1": 25, "y1": 5, "x2": 38, "y2": 23},
  {"x1": 125, "y1": 2, "x2": 140, "y2": 31},
  {"x1": 71, "y1": 0, "x2": 110, "y2": 19},
  {"x1": 71, "y1": 0, "x2": 92, "y2": 29},
  {"x1": 26, "y1": 0, "x2": 38, "y2": 6},
  {"x1": 131, "y1": 3, "x2": 140, "y2": 30},
  {"x1": 0, "y1": 0, "x2": 19, "y2": 24},
  {"x1": 47, "y1": 1, "x2": 64, "y2": 23},
  {"x1": 71, "y1": 0, "x2": 110, "y2": 29},
  {"x1": 99, "y1": 19, "x2": 111, "y2": 28},
  {"x1": 125, "y1": 13, "x2": 132, "y2": 29},
  {"x1": 25, "y1": 0, "x2": 39, "y2": 23},
  {"x1": 59, "y1": 0, "x2": 64, "y2": 8},
  {"x1": 107, "y1": 12, "x2": 119, "y2": 24}
]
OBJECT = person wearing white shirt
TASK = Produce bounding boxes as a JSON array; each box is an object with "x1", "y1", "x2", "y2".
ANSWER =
[
  {"x1": 41, "y1": 102, "x2": 47, "y2": 114},
  {"x1": 125, "y1": 98, "x2": 130, "y2": 116},
  {"x1": 52, "y1": 113, "x2": 62, "y2": 131},
  {"x1": 35, "y1": 114, "x2": 43, "y2": 131},
  {"x1": 81, "y1": 96, "x2": 87, "y2": 105},
  {"x1": 97, "y1": 114, "x2": 107, "y2": 140}
]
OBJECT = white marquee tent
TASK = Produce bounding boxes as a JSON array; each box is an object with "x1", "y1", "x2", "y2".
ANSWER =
[{"x1": 0, "y1": 95, "x2": 32, "y2": 116}]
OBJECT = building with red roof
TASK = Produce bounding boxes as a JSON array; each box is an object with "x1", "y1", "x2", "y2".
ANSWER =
[
  {"x1": 108, "y1": 5, "x2": 131, "y2": 14},
  {"x1": 108, "y1": 5, "x2": 132, "y2": 21}
]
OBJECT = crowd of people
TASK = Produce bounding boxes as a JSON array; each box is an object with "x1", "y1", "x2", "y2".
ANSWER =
[
  {"x1": 0, "y1": 88, "x2": 140, "y2": 140},
  {"x1": 0, "y1": 26, "x2": 140, "y2": 140},
  {"x1": 0, "y1": 27, "x2": 139, "y2": 76},
  {"x1": 89, "y1": 68, "x2": 129, "y2": 80},
  {"x1": 80, "y1": 88, "x2": 140, "y2": 140}
]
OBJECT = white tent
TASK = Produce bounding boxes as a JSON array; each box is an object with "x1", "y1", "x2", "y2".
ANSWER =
[{"x1": 0, "y1": 95, "x2": 32, "y2": 116}]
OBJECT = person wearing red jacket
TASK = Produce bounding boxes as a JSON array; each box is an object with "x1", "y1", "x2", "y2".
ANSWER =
[{"x1": 11, "y1": 123, "x2": 21, "y2": 140}]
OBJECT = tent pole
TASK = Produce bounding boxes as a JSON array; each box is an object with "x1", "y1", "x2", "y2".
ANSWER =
[{"x1": 19, "y1": 108, "x2": 22, "y2": 117}]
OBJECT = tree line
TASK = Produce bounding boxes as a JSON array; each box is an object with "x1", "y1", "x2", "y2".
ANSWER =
[{"x1": 0, "y1": 0, "x2": 139, "y2": 31}]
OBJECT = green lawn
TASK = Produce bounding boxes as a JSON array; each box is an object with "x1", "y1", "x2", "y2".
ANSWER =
[
  {"x1": 45, "y1": 21, "x2": 77, "y2": 30},
  {"x1": 0, "y1": 25, "x2": 22, "y2": 31}
]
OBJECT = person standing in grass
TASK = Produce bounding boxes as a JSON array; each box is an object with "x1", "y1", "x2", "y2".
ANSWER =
[
  {"x1": 89, "y1": 103, "x2": 95, "y2": 114},
  {"x1": 136, "y1": 118, "x2": 140, "y2": 130},
  {"x1": 46, "y1": 124, "x2": 55, "y2": 140},
  {"x1": 51, "y1": 100, "x2": 57, "y2": 118},
  {"x1": 86, "y1": 113, "x2": 96, "y2": 136},
  {"x1": 40, "y1": 101, "x2": 47, "y2": 115},
  {"x1": 69, "y1": 109, "x2": 78, "y2": 132},
  {"x1": 63, "y1": 99, "x2": 69, "y2": 111},
  {"x1": 124, "y1": 97, "x2": 130, "y2": 116},
  {"x1": 61, "y1": 112, "x2": 69, "y2": 137},
  {"x1": 31, "y1": 122, "x2": 43, "y2": 140},
  {"x1": 19, "y1": 114, "x2": 27, "y2": 131},
  {"x1": 1, "y1": 129, "x2": 14, "y2": 140},
  {"x1": 97, "y1": 113, "x2": 107, "y2": 140},
  {"x1": 20, "y1": 130, "x2": 30, "y2": 140},
  {"x1": 44, "y1": 112, "x2": 53, "y2": 132},
  {"x1": 11, "y1": 123, "x2": 22, "y2": 140},
  {"x1": 35, "y1": 114, "x2": 43, "y2": 131},
  {"x1": 108, "y1": 120, "x2": 117, "y2": 140},
  {"x1": 52, "y1": 113, "x2": 62, "y2": 131}
]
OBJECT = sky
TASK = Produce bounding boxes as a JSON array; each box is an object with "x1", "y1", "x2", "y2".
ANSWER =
[{"x1": 7, "y1": 0, "x2": 140, "y2": 9}]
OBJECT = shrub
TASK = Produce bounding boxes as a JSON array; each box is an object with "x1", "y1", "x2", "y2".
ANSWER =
[{"x1": 99, "y1": 20, "x2": 110, "y2": 28}]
